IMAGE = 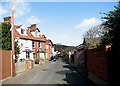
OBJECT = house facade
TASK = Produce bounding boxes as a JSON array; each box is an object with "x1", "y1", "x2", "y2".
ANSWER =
[{"x1": 3, "y1": 17, "x2": 54, "y2": 62}]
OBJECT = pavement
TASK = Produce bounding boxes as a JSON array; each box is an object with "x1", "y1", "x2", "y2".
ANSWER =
[{"x1": 2, "y1": 59, "x2": 97, "y2": 86}]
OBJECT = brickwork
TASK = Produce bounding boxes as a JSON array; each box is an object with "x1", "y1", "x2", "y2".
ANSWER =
[
  {"x1": 46, "y1": 40, "x2": 50, "y2": 60},
  {"x1": 87, "y1": 47, "x2": 108, "y2": 81},
  {"x1": 41, "y1": 42, "x2": 46, "y2": 50},
  {"x1": 46, "y1": 44, "x2": 50, "y2": 60},
  {"x1": 76, "y1": 49, "x2": 86, "y2": 69},
  {"x1": 4, "y1": 17, "x2": 11, "y2": 23}
]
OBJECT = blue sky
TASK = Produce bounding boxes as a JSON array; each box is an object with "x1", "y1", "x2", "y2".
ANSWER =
[{"x1": 0, "y1": 1, "x2": 118, "y2": 46}]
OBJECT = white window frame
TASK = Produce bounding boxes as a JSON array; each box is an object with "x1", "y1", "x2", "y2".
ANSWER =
[
  {"x1": 39, "y1": 42, "x2": 41, "y2": 48},
  {"x1": 46, "y1": 45, "x2": 48, "y2": 49}
]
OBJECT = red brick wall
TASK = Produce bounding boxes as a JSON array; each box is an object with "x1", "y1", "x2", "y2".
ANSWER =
[
  {"x1": 0, "y1": 50, "x2": 11, "y2": 80},
  {"x1": 32, "y1": 41, "x2": 47, "y2": 59},
  {"x1": 46, "y1": 44, "x2": 50, "y2": 59},
  {"x1": 87, "y1": 47, "x2": 108, "y2": 81},
  {"x1": 41, "y1": 42, "x2": 46, "y2": 50},
  {"x1": 76, "y1": 49, "x2": 86, "y2": 69},
  {"x1": 32, "y1": 41, "x2": 38, "y2": 59}
]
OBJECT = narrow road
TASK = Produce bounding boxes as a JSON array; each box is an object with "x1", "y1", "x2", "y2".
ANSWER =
[{"x1": 2, "y1": 59, "x2": 95, "y2": 86}]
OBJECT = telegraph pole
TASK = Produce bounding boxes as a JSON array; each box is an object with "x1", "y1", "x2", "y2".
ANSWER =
[{"x1": 11, "y1": 0, "x2": 15, "y2": 76}]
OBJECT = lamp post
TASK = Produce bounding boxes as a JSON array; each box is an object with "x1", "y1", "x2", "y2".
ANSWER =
[{"x1": 11, "y1": 0, "x2": 15, "y2": 76}]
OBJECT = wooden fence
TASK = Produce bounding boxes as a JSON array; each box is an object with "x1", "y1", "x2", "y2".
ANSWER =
[{"x1": 0, "y1": 50, "x2": 12, "y2": 80}]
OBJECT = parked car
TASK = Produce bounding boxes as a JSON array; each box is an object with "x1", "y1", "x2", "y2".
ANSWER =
[
  {"x1": 53, "y1": 56, "x2": 57, "y2": 61},
  {"x1": 49, "y1": 56, "x2": 57, "y2": 62},
  {"x1": 49, "y1": 56, "x2": 54, "y2": 61}
]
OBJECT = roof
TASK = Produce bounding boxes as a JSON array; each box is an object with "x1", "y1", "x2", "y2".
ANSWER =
[
  {"x1": 28, "y1": 24, "x2": 40, "y2": 32},
  {"x1": 76, "y1": 44, "x2": 84, "y2": 50},
  {"x1": 14, "y1": 25, "x2": 46, "y2": 42},
  {"x1": 1, "y1": 17, "x2": 47, "y2": 42},
  {"x1": 23, "y1": 49, "x2": 33, "y2": 53},
  {"x1": 29, "y1": 28, "x2": 40, "y2": 32},
  {"x1": 46, "y1": 40, "x2": 53, "y2": 45},
  {"x1": 14, "y1": 25, "x2": 22, "y2": 29}
]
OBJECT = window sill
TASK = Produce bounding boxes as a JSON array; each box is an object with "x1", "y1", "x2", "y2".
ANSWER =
[{"x1": 32, "y1": 47, "x2": 36, "y2": 49}]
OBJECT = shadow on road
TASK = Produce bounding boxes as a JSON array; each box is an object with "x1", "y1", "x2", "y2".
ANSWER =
[
  {"x1": 56, "y1": 59, "x2": 97, "y2": 86},
  {"x1": 60, "y1": 59, "x2": 69, "y2": 64}
]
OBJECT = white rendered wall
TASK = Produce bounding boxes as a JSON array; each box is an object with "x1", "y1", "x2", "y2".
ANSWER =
[
  {"x1": 15, "y1": 38, "x2": 33, "y2": 62},
  {"x1": 52, "y1": 47, "x2": 55, "y2": 56},
  {"x1": 31, "y1": 31, "x2": 36, "y2": 37},
  {"x1": 31, "y1": 30, "x2": 41, "y2": 37}
]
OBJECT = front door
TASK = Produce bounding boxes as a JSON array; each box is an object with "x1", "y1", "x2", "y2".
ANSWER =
[{"x1": 40, "y1": 53, "x2": 44, "y2": 59}]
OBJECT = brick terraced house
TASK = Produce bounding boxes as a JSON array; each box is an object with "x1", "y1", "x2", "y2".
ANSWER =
[{"x1": 3, "y1": 17, "x2": 55, "y2": 62}]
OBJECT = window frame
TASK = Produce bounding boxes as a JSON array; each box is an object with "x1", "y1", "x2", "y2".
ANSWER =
[
  {"x1": 32, "y1": 41, "x2": 35, "y2": 48},
  {"x1": 21, "y1": 29, "x2": 24, "y2": 34},
  {"x1": 46, "y1": 45, "x2": 48, "y2": 49},
  {"x1": 39, "y1": 42, "x2": 41, "y2": 48}
]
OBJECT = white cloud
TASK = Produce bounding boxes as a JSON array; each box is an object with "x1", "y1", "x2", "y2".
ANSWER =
[
  {"x1": 14, "y1": 0, "x2": 31, "y2": 17},
  {"x1": 26, "y1": 16, "x2": 40, "y2": 25},
  {"x1": 0, "y1": 5, "x2": 8, "y2": 17},
  {"x1": 0, "y1": 0, "x2": 31, "y2": 18},
  {"x1": 75, "y1": 17, "x2": 101, "y2": 31}
]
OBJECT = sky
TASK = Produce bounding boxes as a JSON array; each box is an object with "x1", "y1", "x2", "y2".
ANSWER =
[{"x1": 0, "y1": 0, "x2": 118, "y2": 46}]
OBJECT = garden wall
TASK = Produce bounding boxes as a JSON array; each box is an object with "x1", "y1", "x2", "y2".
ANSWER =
[
  {"x1": 76, "y1": 49, "x2": 87, "y2": 69},
  {"x1": 87, "y1": 47, "x2": 108, "y2": 85},
  {"x1": 15, "y1": 60, "x2": 34, "y2": 74}
]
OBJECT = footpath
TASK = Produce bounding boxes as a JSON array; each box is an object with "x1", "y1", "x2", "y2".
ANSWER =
[{"x1": 2, "y1": 60, "x2": 50, "y2": 84}]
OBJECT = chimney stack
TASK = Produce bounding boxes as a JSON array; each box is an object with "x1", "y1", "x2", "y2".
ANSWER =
[
  {"x1": 31, "y1": 24, "x2": 36, "y2": 30},
  {"x1": 42, "y1": 35, "x2": 46, "y2": 38},
  {"x1": 4, "y1": 16, "x2": 11, "y2": 23}
]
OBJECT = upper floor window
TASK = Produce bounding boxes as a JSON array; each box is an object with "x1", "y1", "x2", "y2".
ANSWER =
[
  {"x1": 35, "y1": 31, "x2": 37, "y2": 37},
  {"x1": 46, "y1": 45, "x2": 48, "y2": 49},
  {"x1": 32, "y1": 41, "x2": 35, "y2": 48},
  {"x1": 21, "y1": 29, "x2": 24, "y2": 34}
]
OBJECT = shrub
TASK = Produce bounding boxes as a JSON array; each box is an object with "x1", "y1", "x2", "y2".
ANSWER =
[
  {"x1": 22, "y1": 59, "x2": 26, "y2": 62},
  {"x1": 35, "y1": 59, "x2": 39, "y2": 64}
]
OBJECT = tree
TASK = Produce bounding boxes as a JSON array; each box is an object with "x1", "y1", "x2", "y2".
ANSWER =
[
  {"x1": 100, "y1": 2, "x2": 120, "y2": 85},
  {"x1": 83, "y1": 25, "x2": 106, "y2": 48},
  {"x1": 0, "y1": 22, "x2": 11, "y2": 50},
  {"x1": 0, "y1": 22, "x2": 20, "y2": 62},
  {"x1": 83, "y1": 25, "x2": 106, "y2": 39},
  {"x1": 14, "y1": 40, "x2": 20, "y2": 62},
  {"x1": 100, "y1": 32, "x2": 113, "y2": 46},
  {"x1": 101, "y1": 1, "x2": 120, "y2": 46}
]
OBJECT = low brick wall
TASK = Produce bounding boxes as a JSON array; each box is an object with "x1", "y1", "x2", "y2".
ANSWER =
[
  {"x1": 0, "y1": 50, "x2": 11, "y2": 80},
  {"x1": 87, "y1": 47, "x2": 108, "y2": 84}
]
